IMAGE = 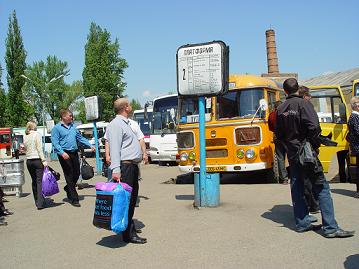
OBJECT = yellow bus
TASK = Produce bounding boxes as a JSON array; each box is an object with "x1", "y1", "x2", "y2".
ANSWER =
[{"x1": 177, "y1": 74, "x2": 283, "y2": 181}]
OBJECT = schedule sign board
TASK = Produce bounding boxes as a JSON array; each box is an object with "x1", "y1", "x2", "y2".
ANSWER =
[
  {"x1": 177, "y1": 41, "x2": 229, "y2": 96},
  {"x1": 85, "y1": 96, "x2": 103, "y2": 121}
]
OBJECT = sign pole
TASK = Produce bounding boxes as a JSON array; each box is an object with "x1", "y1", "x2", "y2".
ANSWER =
[
  {"x1": 177, "y1": 41, "x2": 228, "y2": 208},
  {"x1": 93, "y1": 120, "x2": 102, "y2": 175},
  {"x1": 198, "y1": 96, "x2": 206, "y2": 206}
]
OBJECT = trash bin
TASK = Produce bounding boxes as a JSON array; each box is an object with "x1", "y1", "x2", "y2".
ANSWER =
[{"x1": 0, "y1": 159, "x2": 25, "y2": 197}]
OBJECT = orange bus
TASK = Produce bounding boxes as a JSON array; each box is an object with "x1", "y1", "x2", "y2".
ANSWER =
[{"x1": 177, "y1": 74, "x2": 283, "y2": 181}]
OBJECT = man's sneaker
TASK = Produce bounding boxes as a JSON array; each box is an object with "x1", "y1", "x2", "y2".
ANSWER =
[{"x1": 324, "y1": 229, "x2": 355, "y2": 238}]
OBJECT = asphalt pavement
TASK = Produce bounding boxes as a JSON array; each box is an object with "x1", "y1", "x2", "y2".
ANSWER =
[{"x1": 1, "y1": 157, "x2": 359, "y2": 269}]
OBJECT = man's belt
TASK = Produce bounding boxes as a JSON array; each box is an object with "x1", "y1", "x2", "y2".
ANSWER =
[{"x1": 121, "y1": 160, "x2": 139, "y2": 164}]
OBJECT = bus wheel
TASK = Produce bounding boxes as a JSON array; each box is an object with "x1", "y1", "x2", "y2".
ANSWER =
[{"x1": 266, "y1": 168, "x2": 278, "y2": 183}]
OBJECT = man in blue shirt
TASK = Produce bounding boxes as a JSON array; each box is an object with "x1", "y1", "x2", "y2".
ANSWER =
[{"x1": 52, "y1": 109, "x2": 95, "y2": 207}]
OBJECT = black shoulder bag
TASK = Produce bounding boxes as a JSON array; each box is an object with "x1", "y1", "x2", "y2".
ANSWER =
[{"x1": 81, "y1": 157, "x2": 94, "y2": 180}]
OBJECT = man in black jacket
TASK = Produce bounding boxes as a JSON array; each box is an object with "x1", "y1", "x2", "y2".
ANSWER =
[{"x1": 275, "y1": 78, "x2": 354, "y2": 238}]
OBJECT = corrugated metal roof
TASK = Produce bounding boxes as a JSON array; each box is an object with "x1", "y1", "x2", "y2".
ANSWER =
[{"x1": 300, "y1": 68, "x2": 359, "y2": 87}]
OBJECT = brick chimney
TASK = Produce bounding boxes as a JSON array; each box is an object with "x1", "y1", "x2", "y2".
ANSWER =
[{"x1": 265, "y1": 29, "x2": 279, "y2": 74}]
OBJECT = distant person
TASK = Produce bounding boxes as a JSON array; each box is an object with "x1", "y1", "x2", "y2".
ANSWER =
[
  {"x1": 268, "y1": 100, "x2": 289, "y2": 184},
  {"x1": 24, "y1": 121, "x2": 48, "y2": 210},
  {"x1": 0, "y1": 188, "x2": 13, "y2": 226},
  {"x1": 298, "y1": 86, "x2": 320, "y2": 214},
  {"x1": 51, "y1": 109, "x2": 95, "y2": 207},
  {"x1": 107, "y1": 98, "x2": 147, "y2": 244},
  {"x1": 275, "y1": 78, "x2": 354, "y2": 238},
  {"x1": 347, "y1": 96, "x2": 359, "y2": 198},
  {"x1": 12, "y1": 137, "x2": 20, "y2": 159}
]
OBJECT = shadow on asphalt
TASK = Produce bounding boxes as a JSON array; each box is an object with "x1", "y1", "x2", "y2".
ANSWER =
[
  {"x1": 45, "y1": 198, "x2": 65, "y2": 208},
  {"x1": 331, "y1": 188, "x2": 357, "y2": 198},
  {"x1": 261, "y1": 204, "x2": 296, "y2": 231},
  {"x1": 77, "y1": 183, "x2": 95, "y2": 189},
  {"x1": 96, "y1": 219, "x2": 146, "y2": 249},
  {"x1": 344, "y1": 254, "x2": 359, "y2": 269},
  {"x1": 96, "y1": 234, "x2": 128, "y2": 248},
  {"x1": 175, "y1": 194, "x2": 194, "y2": 200},
  {"x1": 134, "y1": 218, "x2": 145, "y2": 230}
]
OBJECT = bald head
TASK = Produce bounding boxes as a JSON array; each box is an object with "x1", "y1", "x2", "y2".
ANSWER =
[{"x1": 114, "y1": 98, "x2": 131, "y2": 115}]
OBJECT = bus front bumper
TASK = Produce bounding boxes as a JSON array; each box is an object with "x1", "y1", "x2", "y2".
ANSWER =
[{"x1": 178, "y1": 162, "x2": 270, "y2": 173}]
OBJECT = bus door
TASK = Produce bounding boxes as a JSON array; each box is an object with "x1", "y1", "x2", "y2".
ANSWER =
[{"x1": 310, "y1": 86, "x2": 349, "y2": 172}]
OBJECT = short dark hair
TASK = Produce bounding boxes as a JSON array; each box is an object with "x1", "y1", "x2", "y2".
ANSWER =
[
  {"x1": 59, "y1": 108, "x2": 72, "y2": 119},
  {"x1": 298, "y1": 86, "x2": 310, "y2": 97},
  {"x1": 283, "y1": 78, "x2": 299, "y2": 94}
]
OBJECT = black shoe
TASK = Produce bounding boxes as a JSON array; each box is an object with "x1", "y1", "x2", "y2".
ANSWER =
[
  {"x1": 123, "y1": 235, "x2": 147, "y2": 244},
  {"x1": 296, "y1": 224, "x2": 322, "y2": 233},
  {"x1": 2, "y1": 197, "x2": 8, "y2": 202},
  {"x1": 4, "y1": 209, "x2": 14, "y2": 215},
  {"x1": 0, "y1": 210, "x2": 14, "y2": 217},
  {"x1": 0, "y1": 219, "x2": 7, "y2": 226},
  {"x1": 324, "y1": 229, "x2": 355, "y2": 238},
  {"x1": 71, "y1": 201, "x2": 81, "y2": 207}
]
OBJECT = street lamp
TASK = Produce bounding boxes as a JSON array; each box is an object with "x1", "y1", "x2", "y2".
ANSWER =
[{"x1": 21, "y1": 73, "x2": 67, "y2": 155}]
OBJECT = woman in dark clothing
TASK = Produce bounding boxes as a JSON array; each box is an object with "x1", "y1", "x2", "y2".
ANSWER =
[
  {"x1": 24, "y1": 121, "x2": 48, "y2": 209},
  {"x1": 347, "y1": 96, "x2": 359, "y2": 198}
]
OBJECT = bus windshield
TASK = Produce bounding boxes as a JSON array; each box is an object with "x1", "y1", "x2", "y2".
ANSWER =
[
  {"x1": 179, "y1": 96, "x2": 212, "y2": 124},
  {"x1": 217, "y1": 88, "x2": 264, "y2": 119},
  {"x1": 311, "y1": 88, "x2": 345, "y2": 123},
  {"x1": 152, "y1": 96, "x2": 177, "y2": 135},
  {"x1": 133, "y1": 111, "x2": 153, "y2": 136}
]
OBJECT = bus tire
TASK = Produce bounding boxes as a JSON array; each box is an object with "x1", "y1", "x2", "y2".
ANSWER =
[{"x1": 266, "y1": 168, "x2": 278, "y2": 184}]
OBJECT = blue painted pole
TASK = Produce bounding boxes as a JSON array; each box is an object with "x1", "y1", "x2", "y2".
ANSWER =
[
  {"x1": 198, "y1": 96, "x2": 206, "y2": 206},
  {"x1": 93, "y1": 121, "x2": 102, "y2": 175}
]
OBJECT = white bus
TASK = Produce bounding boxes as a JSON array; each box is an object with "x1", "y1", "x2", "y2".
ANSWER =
[
  {"x1": 76, "y1": 121, "x2": 108, "y2": 156},
  {"x1": 133, "y1": 107, "x2": 153, "y2": 157},
  {"x1": 149, "y1": 94, "x2": 178, "y2": 164}
]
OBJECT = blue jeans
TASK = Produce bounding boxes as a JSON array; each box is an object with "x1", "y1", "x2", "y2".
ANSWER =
[{"x1": 289, "y1": 159, "x2": 339, "y2": 234}]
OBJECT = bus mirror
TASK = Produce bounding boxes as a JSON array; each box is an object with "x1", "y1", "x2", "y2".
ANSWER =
[
  {"x1": 259, "y1": 99, "x2": 268, "y2": 111},
  {"x1": 339, "y1": 103, "x2": 347, "y2": 123}
]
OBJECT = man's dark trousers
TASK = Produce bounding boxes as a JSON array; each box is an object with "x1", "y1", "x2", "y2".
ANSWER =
[
  {"x1": 58, "y1": 151, "x2": 80, "y2": 202},
  {"x1": 120, "y1": 162, "x2": 139, "y2": 240}
]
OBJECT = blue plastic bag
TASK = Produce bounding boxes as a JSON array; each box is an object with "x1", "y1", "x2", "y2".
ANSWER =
[
  {"x1": 42, "y1": 167, "x2": 59, "y2": 197},
  {"x1": 93, "y1": 182, "x2": 132, "y2": 233}
]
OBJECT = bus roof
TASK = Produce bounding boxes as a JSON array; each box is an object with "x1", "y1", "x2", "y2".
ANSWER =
[
  {"x1": 76, "y1": 121, "x2": 108, "y2": 129},
  {"x1": 229, "y1": 74, "x2": 281, "y2": 91},
  {"x1": 134, "y1": 108, "x2": 153, "y2": 114},
  {"x1": 153, "y1": 93, "x2": 178, "y2": 102}
]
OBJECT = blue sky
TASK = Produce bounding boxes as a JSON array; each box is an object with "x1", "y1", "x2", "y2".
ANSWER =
[{"x1": 0, "y1": 0, "x2": 358, "y2": 105}]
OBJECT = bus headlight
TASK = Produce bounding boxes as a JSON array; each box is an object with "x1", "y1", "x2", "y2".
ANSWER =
[
  {"x1": 188, "y1": 151, "x2": 196, "y2": 160},
  {"x1": 180, "y1": 152, "x2": 188, "y2": 162},
  {"x1": 236, "y1": 149, "x2": 245, "y2": 159},
  {"x1": 246, "y1": 149, "x2": 255, "y2": 159}
]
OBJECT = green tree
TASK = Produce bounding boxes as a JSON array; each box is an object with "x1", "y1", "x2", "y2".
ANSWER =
[
  {"x1": 5, "y1": 10, "x2": 31, "y2": 126},
  {"x1": 83, "y1": 22, "x2": 128, "y2": 121},
  {"x1": 0, "y1": 64, "x2": 6, "y2": 127},
  {"x1": 23, "y1": 56, "x2": 73, "y2": 123},
  {"x1": 130, "y1": 99, "x2": 142, "y2": 111}
]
